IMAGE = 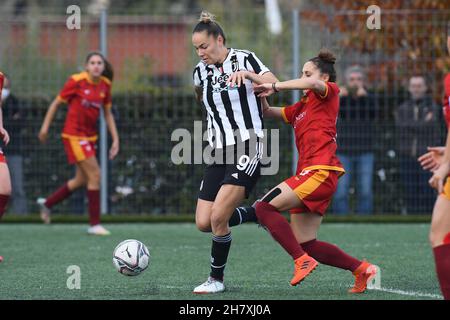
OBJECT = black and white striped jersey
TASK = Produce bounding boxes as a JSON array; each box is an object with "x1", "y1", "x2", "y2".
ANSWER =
[{"x1": 193, "y1": 48, "x2": 270, "y2": 149}]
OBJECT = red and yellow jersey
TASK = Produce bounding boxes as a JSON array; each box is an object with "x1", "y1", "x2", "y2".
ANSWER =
[
  {"x1": 0, "y1": 71, "x2": 4, "y2": 93},
  {"x1": 281, "y1": 81, "x2": 345, "y2": 175},
  {"x1": 443, "y1": 73, "x2": 450, "y2": 128},
  {"x1": 57, "y1": 71, "x2": 112, "y2": 141}
]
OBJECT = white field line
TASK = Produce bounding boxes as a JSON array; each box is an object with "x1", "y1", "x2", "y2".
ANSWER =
[
  {"x1": 162, "y1": 285, "x2": 443, "y2": 299},
  {"x1": 369, "y1": 287, "x2": 443, "y2": 299}
]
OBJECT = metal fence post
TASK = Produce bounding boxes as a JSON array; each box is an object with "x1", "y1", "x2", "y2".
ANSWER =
[
  {"x1": 292, "y1": 9, "x2": 300, "y2": 175},
  {"x1": 99, "y1": 9, "x2": 108, "y2": 215}
]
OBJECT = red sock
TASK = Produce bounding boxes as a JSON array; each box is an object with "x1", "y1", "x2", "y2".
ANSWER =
[
  {"x1": 0, "y1": 194, "x2": 10, "y2": 219},
  {"x1": 433, "y1": 244, "x2": 450, "y2": 300},
  {"x1": 87, "y1": 190, "x2": 100, "y2": 226},
  {"x1": 45, "y1": 183, "x2": 72, "y2": 208},
  {"x1": 300, "y1": 239, "x2": 362, "y2": 272},
  {"x1": 255, "y1": 201, "x2": 305, "y2": 260}
]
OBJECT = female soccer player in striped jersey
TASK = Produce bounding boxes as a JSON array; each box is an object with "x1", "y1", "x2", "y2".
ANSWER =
[
  {"x1": 191, "y1": 11, "x2": 278, "y2": 294},
  {"x1": 252, "y1": 50, "x2": 378, "y2": 292},
  {"x1": 417, "y1": 34, "x2": 450, "y2": 300},
  {"x1": 37, "y1": 52, "x2": 119, "y2": 236}
]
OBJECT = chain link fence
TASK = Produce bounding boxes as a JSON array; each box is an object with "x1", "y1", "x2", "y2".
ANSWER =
[{"x1": 0, "y1": 2, "x2": 449, "y2": 215}]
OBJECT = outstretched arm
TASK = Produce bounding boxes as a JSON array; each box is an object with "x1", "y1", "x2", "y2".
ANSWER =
[
  {"x1": 261, "y1": 97, "x2": 284, "y2": 120},
  {"x1": 227, "y1": 71, "x2": 278, "y2": 88},
  {"x1": 254, "y1": 78, "x2": 327, "y2": 97}
]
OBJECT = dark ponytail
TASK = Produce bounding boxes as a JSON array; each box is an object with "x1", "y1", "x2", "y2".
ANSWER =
[
  {"x1": 85, "y1": 51, "x2": 114, "y2": 82},
  {"x1": 309, "y1": 49, "x2": 337, "y2": 82},
  {"x1": 192, "y1": 11, "x2": 226, "y2": 45}
]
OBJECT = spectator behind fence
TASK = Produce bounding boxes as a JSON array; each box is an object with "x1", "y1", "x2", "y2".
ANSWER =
[
  {"x1": 333, "y1": 66, "x2": 378, "y2": 215},
  {"x1": 395, "y1": 75, "x2": 441, "y2": 214},
  {"x1": 0, "y1": 74, "x2": 28, "y2": 215}
]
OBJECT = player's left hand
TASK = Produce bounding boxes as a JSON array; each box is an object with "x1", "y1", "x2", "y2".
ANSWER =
[
  {"x1": 0, "y1": 127, "x2": 10, "y2": 145},
  {"x1": 226, "y1": 71, "x2": 249, "y2": 88},
  {"x1": 254, "y1": 83, "x2": 275, "y2": 97},
  {"x1": 418, "y1": 147, "x2": 445, "y2": 171},
  {"x1": 109, "y1": 140, "x2": 119, "y2": 160},
  {"x1": 429, "y1": 162, "x2": 450, "y2": 193}
]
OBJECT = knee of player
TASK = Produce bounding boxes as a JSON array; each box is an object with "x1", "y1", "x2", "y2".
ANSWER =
[
  {"x1": 429, "y1": 231, "x2": 442, "y2": 247},
  {"x1": 196, "y1": 219, "x2": 211, "y2": 232},
  {"x1": 210, "y1": 207, "x2": 229, "y2": 228},
  {"x1": 0, "y1": 187, "x2": 12, "y2": 196},
  {"x1": 88, "y1": 170, "x2": 101, "y2": 184},
  {"x1": 0, "y1": 184, "x2": 12, "y2": 196}
]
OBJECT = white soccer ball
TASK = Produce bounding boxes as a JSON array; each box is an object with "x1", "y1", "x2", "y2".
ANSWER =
[{"x1": 112, "y1": 239, "x2": 150, "y2": 276}]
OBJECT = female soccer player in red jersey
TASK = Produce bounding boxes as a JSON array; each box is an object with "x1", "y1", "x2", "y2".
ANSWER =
[
  {"x1": 37, "y1": 52, "x2": 119, "y2": 236},
  {"x1": 252, "y1": 50, "x2": 377, "y2": 292},
  {"x1": 417, "y1": 35, "x2": 450, "y2": 300},
  {"x1": 0, "y1": 71, "x2": 12, "y2": 262}
]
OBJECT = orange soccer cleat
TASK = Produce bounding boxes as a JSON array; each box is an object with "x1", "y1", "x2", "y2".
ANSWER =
[
  {"x1": 290, "y1": 253, "x2": 318, "y2": 286},
  {"x1": 349, "y1": 260, "x2": 378, "y2": 293}
]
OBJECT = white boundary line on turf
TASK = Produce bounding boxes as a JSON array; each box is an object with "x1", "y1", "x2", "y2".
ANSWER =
[
  {"x1": 370, "y1": 287, "x2": 443, "y2": 299},
  {"x1": 163, "y1": 285, "x2": 443, "y2": 299}
]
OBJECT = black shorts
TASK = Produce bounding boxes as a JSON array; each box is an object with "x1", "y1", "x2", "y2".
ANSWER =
[{"x1": 198, "y1": 139, "x2": 263, "y2": 201}]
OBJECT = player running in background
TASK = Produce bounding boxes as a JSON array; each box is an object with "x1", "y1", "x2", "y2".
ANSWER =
[
  {"x1": 417, "y1": 33, "x2": 450, "y2": 300},
  {"x1": 251, "y1": 49, "x2": 378, "y2": 292},
  {"x1": 191, "y1": 11, "x2": 278, "y2": 293},
  {"x1": 0, "y1": 71, "x2": 12, "y2": 262},
  {"x1": 37, "y1": 52, "x2": 119, "y2": 236}
]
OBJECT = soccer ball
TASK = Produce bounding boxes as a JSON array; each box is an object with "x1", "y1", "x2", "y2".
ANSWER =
[{"x1": 112, "y1": 239, "x2": 150, "y2": 276}]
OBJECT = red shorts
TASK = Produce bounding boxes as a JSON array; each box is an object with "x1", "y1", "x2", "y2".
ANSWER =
[
  {"x1": 0, "y1": 148, "x2": 5, "y2": 163},
  {"x1": 285, "y1": 169, "x2": 340, "y2": 215},
  {"x1": 62, "y1": 138, "x2": 96, "y2": 164}
]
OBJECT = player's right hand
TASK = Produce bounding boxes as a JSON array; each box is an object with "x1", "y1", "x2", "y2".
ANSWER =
[
  {"x1": 38, "y1": 129, "x2": 48, "y2": 143},
  {"x1": 0, "y1": 127, "x2": 10, "y2": 145},
  {"x1": 429, "y1": 162, "x2": 450, "y2": 194},
  {"x1": 254, "y1": 83, "x2": 275, "y2": 97},
  {"x1": 418, "y1": 146, "x2": 445, "y2": 172}
]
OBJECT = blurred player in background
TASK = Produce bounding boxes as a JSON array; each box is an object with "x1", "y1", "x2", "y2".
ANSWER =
[
  {"x1": 37, "y1": 52, "x2": 119, "y2": 236},
  {"x1": 252, "y1": 49, "x2": 378, "y2": 292},
  {"x1": 417, "y1": 32, "x2": 450, "y2": 300},
  {"x1": 0, "y1": 71, "x2": 12, "y2": 262},
  {"x1": 191, "y1": 11, "x2": 278, "y2": 293}
]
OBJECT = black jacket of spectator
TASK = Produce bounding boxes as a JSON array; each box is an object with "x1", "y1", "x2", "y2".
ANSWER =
[
  {"x1": 1, "y1": 94, "x2": 24, "y2": 155},
  {"x1": 394, "y1": 96, "x2": 442, "y2": 158},
  {"x1": 337, "y1": 92, "x2": 379, "y2": 154}
]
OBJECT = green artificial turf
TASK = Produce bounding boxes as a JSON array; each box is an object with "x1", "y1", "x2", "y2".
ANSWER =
[{"x1": 0, "y1": 223, "x2": 442, "y2": 300}]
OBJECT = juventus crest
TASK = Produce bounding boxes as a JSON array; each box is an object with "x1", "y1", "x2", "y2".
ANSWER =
[{"x1": 231, "y1": 55, "x2": 239, "y2": 72}]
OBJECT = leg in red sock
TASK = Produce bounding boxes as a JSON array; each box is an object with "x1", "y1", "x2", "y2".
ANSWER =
[
  {"x1": 0, "y1": 194, "x2": 10, "y2": 219},
  {"x1": 255, "y1": 201, "x2": 305, "y2": 260},
  {"x1": 433, "y1": 243, "x2": 450, "y2": 300},
  {"x1": 301, "y1": 239, "x2": 361, "y2": 272},
  {"x1": 429, "y1": 196, "x2": 450, "y2": 300},
  {"x1": 44, "y1": 183, "x2": 72, "y2": 208},
  {"x1": 87, "y1": 189, "x2": 100, "y2": 226}
]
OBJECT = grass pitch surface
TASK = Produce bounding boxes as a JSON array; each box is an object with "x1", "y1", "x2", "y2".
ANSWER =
[{"x1": 0, "y1": 223, "x2": 442, "y2": 300}]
